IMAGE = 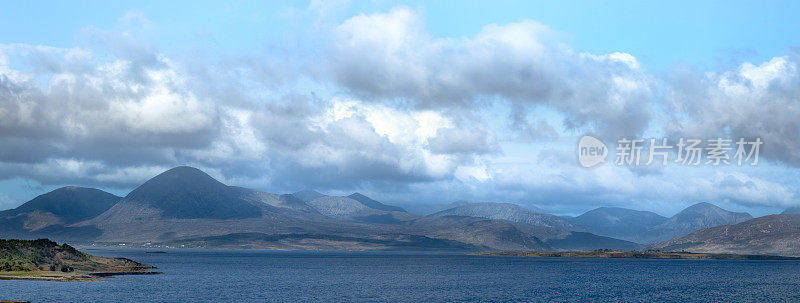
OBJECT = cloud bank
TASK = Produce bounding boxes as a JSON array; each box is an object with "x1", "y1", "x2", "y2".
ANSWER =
[{"x1": 0, "y1": 7, "x2": 798, "y2": 214}]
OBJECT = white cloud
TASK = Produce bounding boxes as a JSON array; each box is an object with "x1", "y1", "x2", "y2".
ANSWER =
[
  {"x1": 326, "y1": 8, "x2": 654, "y2": 139},
  {"x1": 0, "y1": 193, "x2": 18, "y2": 210},
  {"x1": 665, "y1": 53, "x2": 800, "y2": 166}
]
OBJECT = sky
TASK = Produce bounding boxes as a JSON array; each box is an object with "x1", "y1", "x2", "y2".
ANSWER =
[{"x1": 0, "y1": 1, "x2": 799, "y2": 217}]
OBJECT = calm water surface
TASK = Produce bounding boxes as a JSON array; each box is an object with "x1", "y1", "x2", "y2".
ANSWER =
[{"x1": 3, "y1": 248, "x2": 800, "y2": 302}]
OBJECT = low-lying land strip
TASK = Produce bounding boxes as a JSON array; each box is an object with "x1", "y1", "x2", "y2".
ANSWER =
[{"x1": 473, "y1": 249, "x2": 800, "y2": 260}]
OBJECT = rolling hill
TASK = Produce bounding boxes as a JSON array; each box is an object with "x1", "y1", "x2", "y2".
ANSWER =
[
  {"x1": 650, "y1": 214, "x2": 800, "y2": 256},
  {"x1": 0, "y1": 187, "x2": 120, "y2": 240}
]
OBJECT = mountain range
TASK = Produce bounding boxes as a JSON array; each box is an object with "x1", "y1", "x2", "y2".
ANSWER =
[
  {"x1": 0, "y1": 166, "x2": 796, "y2": 255},
  {"x1": 570, "y1": 203, "x2": 753, "y2": 243},
  {"x1": 430, "y1": 202, "x2": 584, "y2": 231}
]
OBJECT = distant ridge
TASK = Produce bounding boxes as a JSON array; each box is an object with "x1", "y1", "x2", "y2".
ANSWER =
[
  {"x1": 306, "y1": 196, "x2": 371, "y2": 218},
  {"x1": 571, "y1": 207, "x2": 667, "y2": 243},
  {"x1": 291, "y1": 191, "x2": 407, "y2": 217},
  {"x1": 347, "y1": 193, "x2": 406, "y2": 212},
  {"x1": 571, "y1": 202, "x2": 753, "y2": 244},
  {"x1": 292, "y1": 190, "x2": 326, "y2": 202},
  {"x1": 429, "y1": 202, "x2": 584, "y2": 231}
]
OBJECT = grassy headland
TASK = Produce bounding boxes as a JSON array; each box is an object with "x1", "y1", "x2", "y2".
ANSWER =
[{"x1": 0, "y1": 238, "x2": 161, "y2": 282}]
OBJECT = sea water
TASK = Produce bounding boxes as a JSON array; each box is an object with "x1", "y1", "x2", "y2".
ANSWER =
[{"x1": 3, "y1": 248, "x2": 800, "y2": 302}]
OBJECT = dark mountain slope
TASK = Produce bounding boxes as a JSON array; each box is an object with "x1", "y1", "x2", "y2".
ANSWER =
[
  {"x1": 1, "y1": 187, "x2": 120, "y2": 224},
  {"x1": 111, "y1": 166, "x2": 262, "y2": 219},
  {"x1": 0, "y1": 187, "x2": 118, "y2": 240}
]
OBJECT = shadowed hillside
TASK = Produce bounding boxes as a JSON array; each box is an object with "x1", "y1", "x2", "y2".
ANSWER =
[
  {"x1": 0, "y1": 187, "x2": 119, "y2": 241},
  {"x1": 99, "y1": 166, "x2": 262, "y2": 220}
]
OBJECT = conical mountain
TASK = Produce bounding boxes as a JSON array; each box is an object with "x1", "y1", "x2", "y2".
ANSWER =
[{"x1": 102, "y1": 166, "x2": 262, "y2": 220}]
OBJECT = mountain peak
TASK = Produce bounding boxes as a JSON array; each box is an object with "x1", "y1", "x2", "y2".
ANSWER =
[
  {"x1": 10, "y1": 186, "x2": 121, "y2": 223},
  {"x1": 118, "y1": 166, "x2": 261, "y2": 219},
  {"x1": 674, "y1": 202, "x2": 751, "y2": 220},
  {"x1": 683, "y1": 202, "x2": 718, "y2": 211},
  {"x1": 130, "y1": 166, "x2": 227, "y2": 194},
  {"x1": 292, "y1": 189, "x2": 326, "y2": 202},
  {"x1": 158, "y1": 166, "x2": 212, "y2": 178},
  {"x1": 349, "y1": 192, "x2": 368, "y2": 199},
  {"x1": 638, "y1": 202, "x2": 755, "y2": 243}
]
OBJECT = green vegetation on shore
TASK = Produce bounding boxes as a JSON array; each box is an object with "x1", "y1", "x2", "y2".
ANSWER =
[
  {"x1": 0, "y1": 239, "x2": 87, "y2": 272},
  {"x1": 0, "y1": 238, "x2": 161, "y2": 282},
  {"x1": 473, "y1": 249, "x2": 800, "y2": 260}
]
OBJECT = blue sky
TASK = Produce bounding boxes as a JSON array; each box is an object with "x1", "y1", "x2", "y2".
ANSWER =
[
  {"x1": 0, "y1": 1, "x2": 799, "y2": 217},
  {"x1": 4, "y1": 1, "x2": 798, "y2": 70}
]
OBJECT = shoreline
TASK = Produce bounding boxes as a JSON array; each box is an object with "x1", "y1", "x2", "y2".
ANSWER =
[
  {"x1": 0, "y1": 270, "x2": 164, "y2": 282},
  {"x1": 472, "y1": 250, "x2": 800, "y2": 260}
]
